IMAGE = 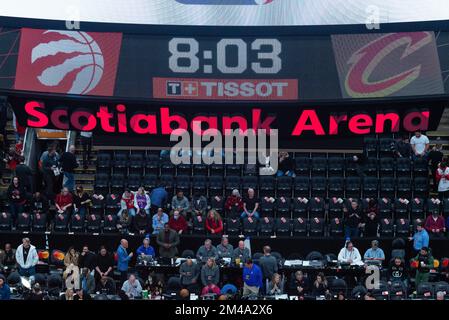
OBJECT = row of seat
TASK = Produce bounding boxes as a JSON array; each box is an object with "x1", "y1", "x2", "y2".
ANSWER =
[{"x1": 94, "y1": 173, "x2": 430, "y2": 199}]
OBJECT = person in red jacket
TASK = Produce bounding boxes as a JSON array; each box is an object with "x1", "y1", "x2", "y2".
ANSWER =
[
  {"x1": 205, "y1": 209, "x2": 223, "y2": 235},
  {"x1": 168, "y1": 210, "x2": 188, "y2": 234},
  {"x1": 224, "y1": 189, "x2": 243, "y2": 219},
  {"x1": 424, "y1": 211, "x2": 446, "y2": 238},
  {"x1": 55, "y1": 187, "x2": 73, "y2": 216}
]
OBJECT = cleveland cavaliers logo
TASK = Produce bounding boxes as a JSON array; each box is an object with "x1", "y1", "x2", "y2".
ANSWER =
[{"x1": 31, "y1": 30, "x2": 104, "y2": 95}]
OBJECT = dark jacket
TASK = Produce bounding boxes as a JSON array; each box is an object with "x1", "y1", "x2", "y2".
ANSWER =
[
  {"x1": 156, "y1": 229, "x2": 180, "y2": 258},
  {"x1": 133, "y1": 213, "x2": 151, "y2": 233},
  {"x1": 15, "y1": 164, "x2": 33, "y2": 192},
  {"x1": 60, "y1": 152, "x2": 78, "y2": 173}
]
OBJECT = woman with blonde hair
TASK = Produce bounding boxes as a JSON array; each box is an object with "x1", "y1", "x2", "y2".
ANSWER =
[
  {"x1": 205, "y1": 209, "x2": 223, "y2": 235},
  {"x1": 266, "y1": 273, "x2": 285, "y2": 295},
  {"x1": 63, "y1": 247, "x2": 80, "y2": 290}
]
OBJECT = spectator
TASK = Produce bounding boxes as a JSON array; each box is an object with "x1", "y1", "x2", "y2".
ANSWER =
[
  {"x1": 428, "y1": 140, "x2": 444, "y2": 193},
  {"x1": 180, "y1": 258, "x2": 200, "y2": 293},
  {"x1": 225, "y1": 189, "x2": 244, "y2": 219},
  {"x1": 55, "y1": 187, "x2": 73, "y2": 216},
  {"x1": 168, "y1": 210, "x2": 188, "y2": 234},
  {"x1": 412, "y1": 247, "x2": 434, "y2": 287},
  {"x1": 150, "y1": 185, "x2": 168, "y2": 213},
  {"x1": 436, "y1": 291, "x2": 446, "y2": 301},
  {"x1": 26, "y1": 283, "x2": 44, "y2": 301},
  {"x1": 351, "y1": 153, "x2": 366, "y2": 178},
  {"x1": 117, "y1": 239, "x2": 133, "y2": 284},
  {"x1": 288, "y1": 270, "x2": 310, "y2": 298},
  {"x1": 136, "y1": 238, "x2": 155, "y2": 260},
  {"x1": 436, "y1": 161, "x2": 449, "y2": 200},
  {"x1": 95, "y1": 246, "x2": 114, "y2": 283},
  {"x1": 312, "y1": 272, "x2": 329, "y2": 297},
  {"x1": 241, "y1": 188, "x2": 260, "y2": 220},
  {"x1": 409, "y1": 222, "x2": 429, "y2": 254},
  {"x1": 152, "y1": 207, "x2": 169, "y2": 235},
  {"x1": 80, "y1": 131, "x2": 92, "y2": 169},
  {"x1": 388, "y1": 257, "x2": 408, "y2": 288},
  {"x1": 61, "y1": 288, "x2": 74, "y2": 301},
  {"x1": 121, "y1": 274, "x2": 142, "y2": 299},
  {"x1": 96, "y1": 276, "x2": 116, "y2": 295},
  {"x1": 78, "y1": 245, "x2": 97, "y2": 271},
  {"x1": 156, "y1": 223, "x2": 180, "y2": 258},
  {"x1": 363, "y1": 240, "x2": 385, "y2": 262},
  {"x1": 410, "y1": 130, "x2": 429, "y2": 160},
  {"x1": 15, "y1": 156, "x2": 32, "y2": 193},
  {"x1": 201, "y1": 257, "x2": 220, "y2": 286},
  {"x1": 259, "y1": 246, "x2": 278, "y2": 281},
  {"x1": 242, "y1": 258, "x2": 262, "y2": 297},
  {"x1": 191, "y1": 191, "x2": 208, "y2": 218},
  {"x1": 79, "y1": 267, "x2": 96, "y2": 295},
  {"x1": 0, "y1": 275, "x2": 11, "y2": 300},
  {"x1": 40, "y1": 146, "x2": 60, "y2": 200},
  {"x1": 0, "y1": 243, "x2": 16, "y2": 270},
  {"x1": 266, "y1": 273, "x2": 285, "y2": 296},
  {"x1": 134, "y1": 187, "x2": 151, "y2": 216},
  {"x1": 343, "y1": 200, "x2": 363, "y2": 239},
  {"x1": 7, "y1": 176, "x2": 27, "y2": 223},
  {"x1": 73, "y1": 186, "x2": 91, "y2": 220},
  {"x1": 15, "y1": 237, "x2": 38, "y2": 276},
  {"x1": 30, "y1": 192, "x2": 48, "y2": 215},
  {"x1": 424, "y1": 211, "x2": 446, "y2": 238},
  {"x1": 134, "y1": 207, "x2": 151, "y2": 235},
  {"x1": 197, "y1": 239, "x2": 218, "y2": 262},
  {"x1": 74, "y1": 288, "x2": 91, "y2": 301},
  {"x1": 363, "y1": 199, "x2": 379, "y2": 237},
  {"x1": 277, "y1": 151, "x2": 294, "y2": 177},
  {"x1": 232, "y1": 240, "x2": 251, "y2": 265},
  {"x1": 4, "y1": 146, "x2": 20, "y2": 173},
  {"x1": 395, "y1": 136, "x2": 412, "y2": 158},
  {"x1": 205, "y1": 209, "x2": 223, "y2": 235},
  {"x1": 119, "y1": 190, "x2": 136, "y2": 217},
  {"x1": 171, "y1": 190, "x2": 190, "y2": 217},
  {"x1": 63, "y1": 246, "x2": 80, "y2": 290},
  {"x1": 217, "y1": 236, "x2": 234, "y2": 259},
  {"x1": 338, "y1": 241, "x2": 362, "y2": 265},
  {"x1": 60, "y1": 145, "x2": 78, "y2": 192},
  {"x1": 117, "y1": 209, "x2": 133, "y2": 234}
]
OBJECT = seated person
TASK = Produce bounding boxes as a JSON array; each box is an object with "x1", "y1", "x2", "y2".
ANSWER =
[
  {"x1": 168, "y1": 210, "x2": 188, "y2": 234},
  {"x1": 424, "y1": 211, "x2": 446, "y2": 238},
  {"x1": 152, "y1": 208, "x2": 169, "y2": 235},
  {"x1": 363, "y1": 199, "x2": 379, "y2": 237},
  {"x1": 217, "y1": 237, "x2": 233, "y2": 259},
  {"x1": 232, "y1": 240, "x2": 251, "y2": 265},
  {"x1": 311, "y1": 272, "x2": 329, "y2": 297},
  {"x1": 200, "y1": 258, "x2": 219, "y2": 286},
  {"x1": 73, "y1": 186, "x2": 91, "y2": 220},
  {"x1": 180, "y1": 258, "x2": 200, "y2": 293},
  {"x1": 119, "y1": 190, "x2": 136, "y2": 217},
  {"x1": 363, "y1": 240, "x2": 385, "y2": 263},
  {"x1": 121, "y1": 274, "x2": 142, "y2": 299},
  {"x1": 95, "y1": 276, "x2": 116, "y2": 295},
  {"x1": 288, "y1": 270, "x2": 310, "y2": 297},
  {"x1": 241, "y1": 188, "x2": 260, "y2": 220},
  {"x1": 191, "y1": 192, "x2": 208, "y2": 218},
  {"x1": 337, "y1": 241, "x2": 362, "y2": 265},
  {"x1": 134, "y1": 187, "x2": 151, "y2": 216},
  {"x1": 136, "y1": 238, "x2": 155, "y2": 262},
  {"x1": 171, "y1": 190, "x2": 190, "y2": 218},
  {"x1": 205, "y1": 209, "x2": 223, "y2": 235},
  {"x1": 388, "y1": 257, "x2": 408, "y2": 288},
  {"x1": 116, "y1": 209, "x2": 132, "y2": 234},
  {"x1": 55, "y1": 187, "x2": 73, "y2": 216},
  {"x1": 277, "y1": 151, "x2": 294, "y2": 177},
  {"x1": 30, "y1": 192, "x2": 49, "y2": 215},
  {"x1": 196, "y1": 239, "x2": 218, "y2": 262},
  {"x1": 266, "y1": 273, "x2": 285, "y2": 295},
  {"x1": 133, "y1": 208, "x2": 151, "y2": 235},
  {"x1": 225, "y1": 189, "x2": 244, "y2": 219}
]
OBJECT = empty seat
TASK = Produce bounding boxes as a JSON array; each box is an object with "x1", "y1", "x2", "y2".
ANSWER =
[
  {"x1": 345, "y1": 156, "x2": 359, "y2": 177},
  {"x1": 309, "y1": 197, "x2": 325, "y2": 218},
  {"x1": 192, "y1": 164, "x2": 208, "y2": 176},
  {"x1": 292, "y1": 197, "x2": 309, "y2": 218},
  {"x1": 309, "y1": 217, "x2": 324, "y2": 236},
  {"x1": 242, "y1": 217, "x2": 258, "y2": 236},
  {"x1": 328, "y1": 198, "x2": 344, "y2": 219},
  {"x1": 311, "y1": 157, "x2": 327, "y2": 176},
  {"x1": 413, "y1": 177, "x2": 428, "y2": 198},
  {"x1": 16, "y1": 213, "x2": 31, "y2": 231},
  {"x1": 397, "y1": 177, "x2": 412, "y2": 198},
  {"x1": 292, "y1": 217, "x2": 307, "y2": 236},
  {"x1": 294, "y1": 157, "x2": 310, "y2": 177},
  {"x1": 96, "y1": 152, "x2": 112, "y2": 174},
  {"x1": 259, "y1": 217, "x2": 274, "y2": 236},
  {"x1": 276, "y1": 176, "x2": 292, "y2": 197},
  {"x1": 345, "y1": 176, "x2": 361, "y2": 198},
  {"x1": 32, "y1": 213, "x2": 47, "y2": 232},
  {"x1": 175, "y1": 175, "x2": 191, "y2": 195},
  {"x1": 128, "y1": 154, "x2": 144, "y2": 175},
  {"x1": 410, "y1": 198, "x2": 425, "y2": 219},
  {"x1": 378, "y1": 138, "x2": 395, "y2": 157},
  {"x1": 328, "y1": 157, "x2": 344, "y2": 177},
  {"x1": 275, "y1": 217, "x2": 291, "y2": 236},
  {"x1": 160, "y1": 159, "x2": 176, "y2": 176},
  {"x1": 145, "y1": 154, "x2": 160, "y2": 175},
  {"x1": 225, "y1": 218, "x2": 241, "y2": 235},
  {"x1": 53, "y1": 213, "x2": 69, "y2": 232},
  {"x1": 260, "y1": 197, "x2": 276, "y2": 218},
  {"x1": 209, "y1": 163, "x2": 224, "y2": 176},
  {"x1": 208, "y1": 176, "x2": 224, "y2": 197},
  {"x1": 70, "y1": 214, "x2": 85, "y2": 233},
  {"x1": 86, "y1": 214, "x2": 101, "y2": 233},
  {"x1": 363, "y1": 158, "x2": 378, "y2": 177},
  {"x1": 394, "y1": 198, "x2": 409, "y2": 219},
  {"x1": 311, "y1": 177, "x2": 327, "y2": 198},
  {"x1": 413, "y1": 158, "x2": 429, "y2": 177},
  {"x1": 110, "y1": 173, "x2": 126, "y2": 194},
  {"x1": 395, "y1": 218, "x2": 410, "y2": 237},
  {"x1": 396, "y1": 158, "x2": 411, "y2": 177},
  {"x1": 113, "y1": 153, "x2": 128, "y2": 174},
  {"x1": 293, "y1": 177, "x2": 309, "y2": 197},
  {"x1": 94, "y1": 173, "x2": 110, "y2": 195},
  {"x1": 380, "y1": 177, "x2": 395, "y2": 198},
  {"x1": 416, "y1": 282, "x2": 434, "y2": 300},
  {"x1": 0, "y1": 213, "x2": 12, "y2": 231},
  {"x1": 328, "y1": 177, "x2": 344, "y2": 198},
  {"x1": 176, "y1": 163, "x2": 192, "y2": 176},
  {"x1": 192, "y1": 175, "x2": 207, "y2": 195},
  {"x1": 241, "y1": 176, "x2": 258, "y2": 191},
  {"x1": 142, "y1": 174, "x2": 158, "y2": 191},
  {"x1": 225, "y1": 175, "x2": 241, "y2": 196},
  {"x1": 379, "y1": 218, "x2": 393, "y2": 237},
  {"x1": 379, "y1": 158, "x2": 395, "y2": 176},
  {"x1": 103, "y1": 214, "x2": 118, "y2": 233},
  {"x1": 276, "y1": 197, "x2": 291, "y2": 218},
  {"x1": 127, "y1": 173, "x2": 142, "y2": 190},
  {"x1": 377, "y1": 198, "x2": 393, "y2": 219},
  {"x1": 209, "y1": 196, "x2": 224, "y2": 215},
  {"x1": 226, "y1": 164, "x2": 242, "y2": 176},
  {"x1": 259, "y1": 176, "x2": 275, "y2": 197},
  {"x1": 362, "y1": 177, "x2": 378, "y2": 198},
  {"x1": 364, "y1": 137, "x2": 378, "y2": 157},
  {"x1": 329, "y1": 217, "x2": 344, "y2": 237}
]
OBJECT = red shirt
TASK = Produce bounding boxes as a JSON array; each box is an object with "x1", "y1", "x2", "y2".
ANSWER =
[
  {"x1": 122, "y1": 193, "x2": 135, "y2": 209},
  {"x1": 424, "y1": 215, "x2": 445, "y2": 233},
  {"x1": 206, "y1": 217, "x2": 223, "y2": 234},
  {"x1": 225, "y1": 195, "x2": 243, "y2": 212},
  {"x1": 168, "y1": 215, "x2": 188, "y2": 233},
  {"x1": 56, "y1": 193, "x2": 73, "y2": 208},
  {"x1": 201, "y1": 285, "x2": 220, "y2": 297}
]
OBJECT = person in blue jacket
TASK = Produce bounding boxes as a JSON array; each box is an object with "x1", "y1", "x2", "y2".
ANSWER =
[
  {"x1": 409, "y1": 222, "x2": 430, "y2": 254},
  {"x1": 136, "y1": 238, "x2": 155, "y2": 259},
  {"x1": 242, "y1": 258, "x2": 263, "y2": 297},
  {"x1": 0, "y1": 275, "x2": 10, "y2": 300},
  {"x1": 117, "y1": 239, "x2": 133, "y2": 285}
]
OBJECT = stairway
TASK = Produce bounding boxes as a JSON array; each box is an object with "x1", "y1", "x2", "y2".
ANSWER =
[
  {"x1": 0, "y1": 116, "x2": 18, "y2": 194},
  {"x1": 73, "y1": 135, "x2": 97, "y2": 193}
]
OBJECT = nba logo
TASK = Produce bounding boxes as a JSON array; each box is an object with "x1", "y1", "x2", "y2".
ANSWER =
[{"x1": 175, "y1": 0, "x2": 274, "y2": 5}]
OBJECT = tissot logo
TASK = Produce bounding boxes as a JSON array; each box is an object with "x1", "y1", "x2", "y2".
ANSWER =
[{"x1": 175, "y1": 0, "x2": 274, "y2": 5}]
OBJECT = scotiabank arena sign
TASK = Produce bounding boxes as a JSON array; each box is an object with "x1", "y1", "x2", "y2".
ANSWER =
[{"x1": 7, "y1": 94, "x2": 447, "y2": 148}]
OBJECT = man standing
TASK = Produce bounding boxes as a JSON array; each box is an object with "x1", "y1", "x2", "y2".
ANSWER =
[
  {"x1": 410, "y1": 130, "x2": 429, "y2": 160},
  {"x1": 171, "y1": 190, "x2": 190, "y2": 218},
  {"x1": 150, "y1": 185, "x2": 168, "y2": 213},
  {"x1": 259, "y1": 246, "x2": 278, "y2": 282},
  {"x1": 60, "y1": 145, "x2": 78, "y2": 192},
  {"x1": 412, "y1": 247, "x2": 434, "y2": 287},
  {"x1": 395, "y1": 136, "x2": 412, "y2": 158},
  {"x1": 343, "y1": 200, "x2": 363, "y2": 239},
  {"x1": 117, "y1": 239, "x2": 133, "y2": 284},
  {"x1": 242, "y1": 259, "x2": 263, "y2": 297},
  {"x1": 410, "y1": 223, "x2": 430, "y2": 255},
  {"x1": 15, "y1": 156, "x2": 32, "y2": 193},
  {"x1": 78, "y1": 245, "x2": 97, "y2": 272},
  {"x1": 156, "y1": 223, "x2": 180, "y2": 258},
  {"x1": 15, "y1": 237, "x2": 39, "y2": 276}
]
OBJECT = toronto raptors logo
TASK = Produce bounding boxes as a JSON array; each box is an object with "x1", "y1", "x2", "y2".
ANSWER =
[{"x1": 14, "y1": 28, "x2": 122, "y2": 96}]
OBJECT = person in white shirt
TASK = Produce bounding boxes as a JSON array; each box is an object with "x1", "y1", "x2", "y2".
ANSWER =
[
  {"x1": 410, "y1": 130, "x2": 429, "y2": 160},
  {"x1": 15, "y1": 238, "x2": 39, "y2": 277},
  {"x1": 436, "y1": 162, "x2": 449, "y2": 199},
  {"x1": 338, "y1": 241, "x2": 362, "y2": 265}
]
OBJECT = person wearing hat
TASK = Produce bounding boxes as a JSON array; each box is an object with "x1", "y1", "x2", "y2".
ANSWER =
[
  {"x1": 412, "y1": 247, "x2": 434, "y2": 287},
  {"x1": 363, "y1": 240, "x2": 385, "y2": 262},
  {"x1": 0, "y1": 274, "x2": 10, "y2": 300}
]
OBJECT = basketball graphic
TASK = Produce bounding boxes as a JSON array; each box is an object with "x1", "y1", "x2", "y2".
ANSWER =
[
  {"x1": 14, "y1": 28, "x2": 122, "y2": 96},
  {"x1": 32, "y1": 30, "x2": 104, "y2": 95}
]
